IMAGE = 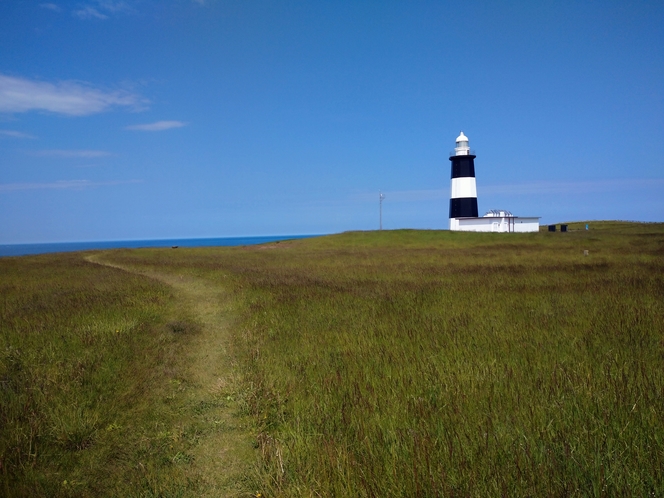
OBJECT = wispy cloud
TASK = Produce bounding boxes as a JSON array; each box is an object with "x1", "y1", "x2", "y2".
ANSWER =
[
  {"x1": 98, "y1": 0, "x2": 130, "y2": 11},
  {"x1": 73, "y1": 6, "x2": 108, "y2": 19},
  {"x1": 355, "y1": 179, "x2": 664, "y2": 202},
  {"x1": 479, "y1": 179, "x2": 664, "y2": 195},
  {"x1": 31, "y1": 149, "x2": 112, "y2": 158},
  {"x1": 39, "y1": 3, "x2": 61, "y2": 12},
  {"x1": 125, "y1": 120, "x2": 187, "y2": 131},
  {"x1": 354, "y1": 189, "x2": 445, "y2": 203},
  {"x1": 0, "y1": 129, "x2": 37, "y2": 139},
  {"x1": 0, "y1": 179, "x2": 141, "y2": 192},
  {"x1": 0, "y1": 74, "x2": 145, "y2": 116},
  {"x1": 73, "y1": 1, "x2": 133, "y2": 20}
]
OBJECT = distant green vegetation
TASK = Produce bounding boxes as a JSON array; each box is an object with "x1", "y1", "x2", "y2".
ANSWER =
[{"x1": 2, "y1": 221, "x2": 663, "y2": 496}]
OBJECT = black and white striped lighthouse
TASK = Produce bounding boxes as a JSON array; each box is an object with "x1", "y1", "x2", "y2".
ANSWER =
[{"x1": 449, "y1": 131, "x2": 478, "y2": 230}]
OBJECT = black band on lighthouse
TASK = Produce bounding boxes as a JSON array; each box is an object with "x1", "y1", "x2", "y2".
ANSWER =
[
  {"x1": 449, "y1": 197, "x2": 478, "y2": 218},
  {"x1": 450, "y1": 156, "x2": 476, "y2": 179}
]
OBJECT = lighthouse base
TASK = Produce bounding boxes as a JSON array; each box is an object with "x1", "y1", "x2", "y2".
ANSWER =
[{"x1": 450, "y1": 216, "x2": 540, "y2": 232}]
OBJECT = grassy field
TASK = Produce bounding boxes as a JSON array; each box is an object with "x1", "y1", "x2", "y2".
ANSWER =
[
  {"x1": 0, "y1": 252, "x2": 253, "y2": 497},
  {"x1": 2, "y1": 221, "x2": 664, "y2": 496}
]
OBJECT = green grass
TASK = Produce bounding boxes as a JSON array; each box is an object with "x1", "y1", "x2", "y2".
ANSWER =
[
  {"x1": 103, "y1": 221, "x2": 664, "y2": 496},
  {"x1": 235, "y1": 224, "x2": 664, "y2": 496},
  {"x1": 0, "y1": 253, "x2": 240, "y2": 497},
  {"x1": 3, "y1": 221, "x2": 664, "y2": 496}
]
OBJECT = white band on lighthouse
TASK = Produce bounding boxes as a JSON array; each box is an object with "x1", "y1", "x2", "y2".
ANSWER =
[{"x1": 450, "y1": 177, "x2": 477, "y2": 199}]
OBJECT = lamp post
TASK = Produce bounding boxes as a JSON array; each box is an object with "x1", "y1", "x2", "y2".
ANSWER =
[{"x1": 379, "y1": 191, "x2": 385, "y2": 230}]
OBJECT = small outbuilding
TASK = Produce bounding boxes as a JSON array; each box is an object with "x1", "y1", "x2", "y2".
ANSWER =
[{"x1": 453, "y1": 210, "x2": 540, "y2": 233}]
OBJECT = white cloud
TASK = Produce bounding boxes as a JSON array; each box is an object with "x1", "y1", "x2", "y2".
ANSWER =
[
  {"x1": 40, "y1": 3, "x2": 61, "y2": 11},
  {"x1": 0, "y1": 130, "x2": 37, "y2": 139},
  {"x1": 0, "y1": 179, "x2": 141, "y2": 192},
  {"x1": 31, "y1": 149, "x2": 112, "y2": 158},
  {"x1": 73, "y1": 6, "x2": 108, "y2": 19},
  {"x1": 0, "y1": 74, "x2": 144, "y2": 116},
  {"x1": 98, "y1": 0, "x2": 132, "y2": 12},
  {"x1": 355, "y1": 179, "x2": 664, "y2": 203},
  {"x1": 125, "y1": 120, "x2": 187, "y2": 131},
  {"x1": 354, "y1": 189, "x2": 445, "y2": 203},
  {"x1": 73, "y1": 1, "x2": 133, "y2": 20},
  {"x1": 479, "y1": 179, "x2": 664, "y2": 195}
]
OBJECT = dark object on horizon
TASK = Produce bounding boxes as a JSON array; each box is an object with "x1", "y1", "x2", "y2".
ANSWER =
[
  {"x1": 561, "y1": 224, "x2": 568, "y2": 232},
  {"x1": 548, "y1": 225, "x2": 556, "y2": 232},
  {"x1": 172, "y1": 246, "x2": 178, "y2": 249}
]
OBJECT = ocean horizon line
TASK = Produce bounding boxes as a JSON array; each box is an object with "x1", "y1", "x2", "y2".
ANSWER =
[{"x1": 0, "y1": 234, "x2": 324, "y2": 258}]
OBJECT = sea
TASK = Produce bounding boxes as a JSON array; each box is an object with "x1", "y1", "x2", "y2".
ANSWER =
[{"x1": 0, "y1": 235, "x2": 320, "y2": 258}]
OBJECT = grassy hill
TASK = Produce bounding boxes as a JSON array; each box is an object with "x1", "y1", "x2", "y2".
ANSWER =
[{"x1": 2, "y1": 221, "x2": 663, "y2": 496}]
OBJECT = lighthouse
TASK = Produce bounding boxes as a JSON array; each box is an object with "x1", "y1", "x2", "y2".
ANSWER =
[
  {"x1": 446, "y1": 131, "x2": 540, "y2": 232},
  {"x1": 449, "y1": 131, "x2": 478, "y2": 230}
]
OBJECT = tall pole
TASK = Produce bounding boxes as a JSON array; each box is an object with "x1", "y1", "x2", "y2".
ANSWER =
[{"x1": 379, "y1": 191, "x2": 385, "y2": 230}]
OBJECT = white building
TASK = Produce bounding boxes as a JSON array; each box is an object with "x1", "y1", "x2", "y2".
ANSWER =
[{"x1": 454, "y1": 209, "x2": 540, "y2": 233}]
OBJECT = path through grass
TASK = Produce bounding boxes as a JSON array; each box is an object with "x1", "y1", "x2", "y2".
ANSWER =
[
  {"x1": 4, "y1": 222, "x2": 663, "y2": 496},
  {"x1": 87, "y1": 254, "x2": 256, "y2": 497},
  {"x1": 1, "y1": 250, "x2": 256, "y2": 497},
  {"x1": 101, "y1": 222, "x2": 664, "y2": 496}
]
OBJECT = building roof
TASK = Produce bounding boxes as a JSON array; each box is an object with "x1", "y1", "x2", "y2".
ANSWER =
[{"x1": 484, "y1": 209, "x2": 513, "y2": 217}]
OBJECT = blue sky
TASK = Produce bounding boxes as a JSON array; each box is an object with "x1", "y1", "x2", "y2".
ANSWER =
[{"x1": 1, "y1": 0, "x2": 662, "y2": 243}]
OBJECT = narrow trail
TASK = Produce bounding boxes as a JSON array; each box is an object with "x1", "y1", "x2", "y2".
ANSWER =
[{"x1": 85, "y1": 254, "x2": 255, "y2": 497}]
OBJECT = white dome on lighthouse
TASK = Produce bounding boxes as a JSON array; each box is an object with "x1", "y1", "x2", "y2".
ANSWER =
[{"x1": 454, "y1": 131, "x2": 470, "y2": 156}]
